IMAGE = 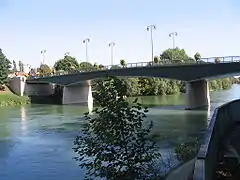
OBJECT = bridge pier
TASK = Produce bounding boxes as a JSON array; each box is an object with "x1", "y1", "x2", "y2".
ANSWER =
[
  {"x1": 62, "y1": 81, "x2": 93, "y2": 106},
  {"x1": 185, "y1": 79, "x2": 210, "y2": 110}
]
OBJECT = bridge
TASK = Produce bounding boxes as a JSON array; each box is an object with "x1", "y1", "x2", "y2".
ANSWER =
[{"x1": 23, "y1": 56, "x2": 240, "y2": 109}]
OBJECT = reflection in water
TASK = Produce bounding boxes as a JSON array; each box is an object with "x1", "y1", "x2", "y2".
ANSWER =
[
  {"x1": 20, "y1": 106, "x2": 27, "y2": 133},
  {"x1": 88, "y1": 102, "x2": 93, "y2": 114},
  {"x1": 207, "y1": 104, "x2": 211, "y2": 122}
]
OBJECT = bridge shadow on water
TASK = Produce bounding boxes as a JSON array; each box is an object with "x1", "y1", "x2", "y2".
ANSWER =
[{"x1": 29, "y1": 95, "x2": 62, "y2": 105}]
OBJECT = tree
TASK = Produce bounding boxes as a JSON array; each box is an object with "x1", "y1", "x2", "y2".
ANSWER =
[
  {"x1": 153, "y1": 56, "x2": 160, "y2": 64},
  {"x1": 79, "y1": 62, "x2": 93, "y2": 71},
  {"x1": 215, "y1": 57, "x2": 221, "y2": 63},
  {"x1": 73, "y1": 76, "x2": 161, "y2": 180},
  {"x1": 99, "y1": 64, "x2": 105, "y2": 70},
  {"x1": 12, "y1": 60, "x2": 17, "y2": 72},
  {"x1": 0, "y1": 49, "x2": 11, "y2": 87},
  {"x1": 194, "y1": 52, "x2": 201, "y2": 62},
  {"x1": 54, "y1": 53, "x2": 79, "y2": 72},
  {"x1": 28, "y1": 68, "x2": 37, "y2": 77},
  {"x1": 160, "y1": 48, "x2": 190, "y2": 63},
  {"x1": 18, "y1": 61, "x2": 24, "y2": 72},
  {"x1": 39, "y1": 64, "x2": 52, "y2": 77},
  {"x1": 120, "y1": 59, "x2": 126, "y2": 67}
]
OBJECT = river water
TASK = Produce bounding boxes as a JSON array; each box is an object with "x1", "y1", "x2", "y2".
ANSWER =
[{"x1": 0, "y1": 84, "x2": 240, "y2": 180}]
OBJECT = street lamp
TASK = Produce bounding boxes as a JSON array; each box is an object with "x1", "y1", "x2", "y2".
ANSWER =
[
  {"x1": 147, "y1": 24, "x2": 156, "y2": 65},
  {"x1": 83, "y1": 38, "x2": 90, "y2": 71},
  {"x1": 40, "y1": 49, "x2": 47, "y2": 65},
  {"x1": 83, "y1": 38, "x2": 90, "y2": 63},
  {"x1": 169, "y1": 32, "x2": 178, "y2": 49},
  {"x1": 109, "y1": 42, "x2": 115, "y2": 66}
]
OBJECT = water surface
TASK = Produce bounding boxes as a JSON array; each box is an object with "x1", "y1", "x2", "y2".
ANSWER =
[{"x1": 0, "y1": 84, "x2": 239, "y2": 180}]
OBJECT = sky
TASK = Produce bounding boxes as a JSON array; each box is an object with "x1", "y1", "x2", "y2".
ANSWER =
[{"x1": 1, "y1": 0, "x2": 240, "y2": 68}]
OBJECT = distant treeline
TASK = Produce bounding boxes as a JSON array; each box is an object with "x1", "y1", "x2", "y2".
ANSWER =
[{"x1": 92, "y1": 77, "x2": 234, "y2": 97}]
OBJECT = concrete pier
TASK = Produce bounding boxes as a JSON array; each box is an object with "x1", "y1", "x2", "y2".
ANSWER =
[
  {"x1": 185, "y1": 79, "x2": 210, "y2": 110},
  {"x1": 62, "y1": 81, "x2": 93, "y2": 105}
]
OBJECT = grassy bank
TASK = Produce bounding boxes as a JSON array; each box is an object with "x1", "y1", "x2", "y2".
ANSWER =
[{"x1": 0, "y1": 88, "x2": 30, "y2": 107}]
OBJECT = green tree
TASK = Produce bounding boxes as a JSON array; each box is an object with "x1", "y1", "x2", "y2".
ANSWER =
[
  {"x1": 12, "y1": 60, "x2": 17, "y2": 72},
  {"x1": 39, "y1": 64, "x2": 52, "y2": 77},
  {"x1": 0, "y1": 49, "x2": 11, "y2": 87},
  {"x1": 54, "y1": 53, "x2": 79, "y2": 71},
  {"x1": 73, "y1": 76, "x2": 161, "y2": 180},
  {"x1": 122, "y1": 78, "x2": 140, "y2": 96},
  {"x1": 175, "y1": 138, "x2": 200, "y2": 162},
  {"x1": 194, "y1": 52, "x2": 201, "y2": 62},
  {"x1": 153, "y1": 56, "x2": 160, "y2": 64},
  {"x1": 18, "y1": 61, "x2": 24, "y2": 72},
  {"x1": 93, "y1": 63, "x2": 99, "y2": 69},
  {"x1": 160, "y1": 48, "x2": 190, "y2": 63},
  {"x1": 79, "y1": 62, "x2": 93, "y2": 71},
  {"x1": 215, "y1": 57, "x2": 221, "y2": 63},
  {"x1": 120, "y1": 59, "x2": 126, "y2": 67},
  {"x1": 99, "y1": 64, "x2": 105, "y2": 70}
]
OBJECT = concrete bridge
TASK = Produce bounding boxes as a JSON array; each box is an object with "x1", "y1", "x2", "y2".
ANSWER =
[{"x1": 23, "y1": 57, "x2": 240, "y2": 109}]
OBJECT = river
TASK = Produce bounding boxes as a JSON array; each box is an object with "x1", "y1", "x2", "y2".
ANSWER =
[{"x1": 0, "y1": 84, "x2": 240, "y2": 180}]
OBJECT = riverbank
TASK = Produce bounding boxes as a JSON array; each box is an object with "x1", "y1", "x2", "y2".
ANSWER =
[{"x1": 0, "y1": 88, "x2": 30, "y2": 107}]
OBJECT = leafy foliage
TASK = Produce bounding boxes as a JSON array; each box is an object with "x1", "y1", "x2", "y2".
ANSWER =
[
  {"x1": 120, "y1": 59, "x2": 126, "y2": 67},
  {"x1": 18, "y1": 61, "x2": 24, "y2": 72},
  {"x1": 54, "y1": 53, "x2": 79, "y2": 71},
  {"x1": 215, "y1": 57, "x2": 221, "y2": 63},
  {"x1": 194, "y1": 52, "x2": 201, "y2": 61},
  {"x1": 99, "y1": 64, "x2": 105, "y2": 69},
  {"x1": 79, "y1": 62, "x2": 93, "y2": 71},
  {"x1": 0, "y1": 49, "x2": 11, "y2": 86},
  {"x1": 209, "y1": 78, "x2": 232, "y2": 90},
  {"x1": 175, "y1": 138, "x2": 200, "y2": 162},
  {"x1": 12, "y1": 60, "x2": 17, "y2": 71},
  {"x1": 154, "y1": 56, "x2": 160, "y2": 64},
  {"x1": 39, "y1": 64, "x2": 52, "y2": 76},
  {"x1": 92, "y1": 76, "x2": 231, "y2": 98},
  {"x1": 160, "y1": 48, "x2": 191, "y2": 63},
  {"x1": 73, "y1": 76, "x2": 161, "y2": 180}
]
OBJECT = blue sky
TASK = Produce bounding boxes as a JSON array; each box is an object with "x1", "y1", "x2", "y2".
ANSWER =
[{"x1": 1, "y1": 0, "x2": 240, "y2": 68}]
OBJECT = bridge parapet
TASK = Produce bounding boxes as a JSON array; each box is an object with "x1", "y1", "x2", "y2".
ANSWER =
[{"x1": 193, "y1": 99, "x2": 240, "y2": 180}]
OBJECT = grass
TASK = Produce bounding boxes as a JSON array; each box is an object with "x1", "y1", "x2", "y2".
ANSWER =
[{"x1": 0, "y1": 86, "x2": 30, "y2": 107}]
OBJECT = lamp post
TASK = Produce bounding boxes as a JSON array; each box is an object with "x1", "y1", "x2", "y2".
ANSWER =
[
  {"x1": 83, "y1": 38, "x2": 90, "y2": 71},
  {"x1": 169, "y1": 32, "x2": 178, "y2": 49},
  {"x1": 109, "y1": 42, "x2": 115, "y2": 66},
  {"x1": 40, "y1": 49, "x2": 47, "y2": 65},
  {"x1": 147, "y1": 24, "x2": 156, "y2": 65}
]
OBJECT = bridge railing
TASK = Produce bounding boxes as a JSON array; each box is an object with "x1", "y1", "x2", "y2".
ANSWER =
[
  {"x1": 193, "y1": 99, "x2": 240, "y2": 180},
  {"x1": 30, "y1": 56, "x2": 240, "y2": 78}
]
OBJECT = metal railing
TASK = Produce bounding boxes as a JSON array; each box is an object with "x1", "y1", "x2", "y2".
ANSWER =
[{"x1": 29, "y1": 56, "x2": 240, "y2": 78}]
